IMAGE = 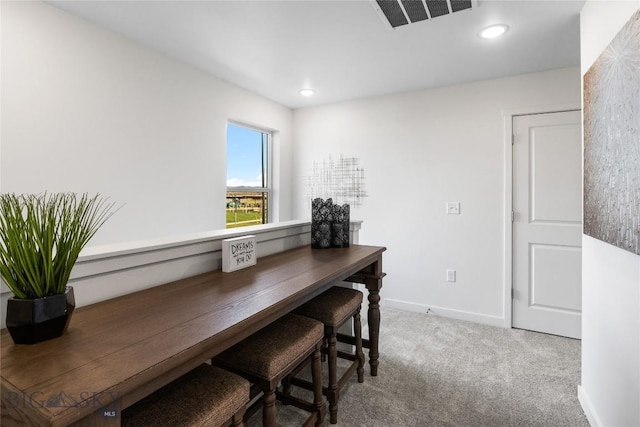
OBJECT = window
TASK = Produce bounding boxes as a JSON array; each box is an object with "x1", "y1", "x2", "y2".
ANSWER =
[{"x1": 226, "y1": 123, "x2": 270, "y2": 228}]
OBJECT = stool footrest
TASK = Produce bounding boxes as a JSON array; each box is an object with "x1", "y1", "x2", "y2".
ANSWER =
[
  {"x1": 287, "y1": 377, "x2": 336, "y2": 400},
  {"x1": 337, "y1": 361, "x2": 359, "y2": 390},
  {"x1": 288, "y1": 376, "x2": 314, "y2": 393},
  {"x1": 244, "y1": 393, "x2": 264, "y2": 423},
  {"x1": 337, "y1": 333, "x2": 370, "y2": 349},
  {"x1": 287, "y1": 352, "x2": 360, "y2": 396},
  {"x1": 337, "y1": 351, "x2": 357, "y2": 361},
  {"x1": 275, "y1": 390, "x2": 316, "y2": 413},
  {"x1": 275, "y1": 391, "x2": 321, "y2": 427}
]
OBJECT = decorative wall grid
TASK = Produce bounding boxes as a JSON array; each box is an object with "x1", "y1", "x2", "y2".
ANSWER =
[{"x1": 305, "y1": 156, "x2": 367, "y2": 207}]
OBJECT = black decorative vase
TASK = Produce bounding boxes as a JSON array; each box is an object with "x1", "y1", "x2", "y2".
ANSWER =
[
  {"x1": 332, "y1": 203, "x2": 350, "y2": 248},
  {"x1": 311, "y1": 198, "x2": 333, "y2": 249},
  {"x1": 311, "y1": 198, "x2": 350, "y2": 249},
  {"x1": 6, "y1": 286, "x2": 76, "y2": 345}
]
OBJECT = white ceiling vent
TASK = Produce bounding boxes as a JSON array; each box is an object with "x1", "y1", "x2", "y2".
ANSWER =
[{"x1": 373, "y1": 0, "x2": 477, "y2": 29}]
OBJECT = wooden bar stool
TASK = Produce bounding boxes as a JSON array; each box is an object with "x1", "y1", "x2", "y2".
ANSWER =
[
  {"x1": 213, "y1": 313, "x2": 325, "y2": 427},
  {"x1": 122, "y1": 364, "x2": 250, "y2": 427},
  {"x1": 290, "y1": 286, "x2": 364, "y2": 424}
]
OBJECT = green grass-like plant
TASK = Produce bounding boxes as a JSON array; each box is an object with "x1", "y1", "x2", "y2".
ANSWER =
[{"x1": 0, "y1": 193, "x2": 117, "y2": 299}]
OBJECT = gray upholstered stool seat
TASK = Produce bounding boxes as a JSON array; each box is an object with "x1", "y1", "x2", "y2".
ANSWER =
[
  {"x1": 213, "y1": 313, "x2": 325, "y2": 427},
  {"x1": 122, "y1": 364, "x2": 250, "y2": 427},
  {"x1": 291, "y1": 286, "x2": 365, "y2": 424}
]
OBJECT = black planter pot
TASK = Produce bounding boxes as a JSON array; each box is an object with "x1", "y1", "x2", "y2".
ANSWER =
[{"x1": 6, "y1": 286, "x2": 76, "y2": 345}]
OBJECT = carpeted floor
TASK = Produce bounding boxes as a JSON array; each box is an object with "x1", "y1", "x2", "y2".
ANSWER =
[{"x1": 246, "y1": 307, "x2": 589, "y2": 426}]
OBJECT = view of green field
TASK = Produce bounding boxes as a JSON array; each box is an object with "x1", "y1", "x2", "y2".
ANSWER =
[
  {"x1": 226, "y1": 191, "x2": 267, "y2": 228},
  {"x1": 226, "y1": 209, "x2": 263, "y2": 228}
]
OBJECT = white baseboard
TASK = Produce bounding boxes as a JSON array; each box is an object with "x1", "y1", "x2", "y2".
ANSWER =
[
  {"x1": 383, "y1": 298, "x2": 504, "y2": 328},
  {"x1": 578, "y1": 385, "x2": 600, "y2": 427}
]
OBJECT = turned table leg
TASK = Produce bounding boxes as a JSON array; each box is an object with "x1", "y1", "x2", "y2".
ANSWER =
[
  {"x1": 366, "y1": 287, "x2": 380, "y2": 376},
  {"x1": 347, "y1": 254, "x2": 385, "y2": 377}
]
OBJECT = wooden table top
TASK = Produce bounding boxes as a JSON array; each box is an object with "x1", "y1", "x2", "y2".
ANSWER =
[{"x1": 1, "y1": 244, "x2": 385, "y2": 426}]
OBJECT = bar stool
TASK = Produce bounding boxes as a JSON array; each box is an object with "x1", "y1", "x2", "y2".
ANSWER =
[
  {"x1": 290, "y1": 286, "x2": 364, "y2": 424},
  {"x1": 213, "y1": 313, "x2": 325, "y2": 427},
  {"x1": 122, "y1": 364, "x2": 250, "y2": 427}
]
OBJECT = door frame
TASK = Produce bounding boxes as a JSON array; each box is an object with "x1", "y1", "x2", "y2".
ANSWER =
[{"x1": 502, "y1": 103, "x2": 581, "y2": 329}]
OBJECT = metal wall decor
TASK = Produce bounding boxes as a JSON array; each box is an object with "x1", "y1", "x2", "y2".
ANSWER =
[
  {"x1": 583, "y1": 10, "x2": 640, "y2": 255},
  {"x1": 307, "y1": 156, "x2": 364, "y2": 249},
  {"x1": 305, "y1": 156, "x2": 367, "y2": 207}
]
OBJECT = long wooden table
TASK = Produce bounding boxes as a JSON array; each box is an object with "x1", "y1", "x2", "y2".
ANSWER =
[{"x1": 1, "y1": 244, "x2": 386, "y2": 426}]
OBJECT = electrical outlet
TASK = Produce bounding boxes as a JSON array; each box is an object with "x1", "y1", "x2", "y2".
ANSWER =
[
  {"x1": 446, "y1": 202, "x2": 461, "y2": 215},
  {"x1": 446, "y1": 269, "x2": 456, "y2": 282}
]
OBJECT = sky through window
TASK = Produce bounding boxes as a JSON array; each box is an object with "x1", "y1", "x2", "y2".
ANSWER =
[{"x1": 226, "y1": 124, "x2": 264, "y2": 188}]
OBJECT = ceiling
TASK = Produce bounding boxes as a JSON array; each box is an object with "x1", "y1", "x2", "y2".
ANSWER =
[{"x1": 48, "y1": 0, "x2": 585, "y2": 109}]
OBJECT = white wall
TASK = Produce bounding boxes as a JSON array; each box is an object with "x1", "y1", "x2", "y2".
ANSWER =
[
  {"x1": 292, "y1": 67, "x2": 581, "y2": 325},
  {"x1": 578, "y1": 2, "x2": 640, "y2": 426},
  {"x1": 0, "y1": 1, "x2": 294, "y2": 247}
]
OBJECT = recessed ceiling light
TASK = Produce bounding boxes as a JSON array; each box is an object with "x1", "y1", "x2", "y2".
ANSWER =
[
  {"x1": 478, "y1": 24, "x2": 509, "y2": 39},
  {"x1": 299, "y1": 89, "x2": 315, "y2": 97}
]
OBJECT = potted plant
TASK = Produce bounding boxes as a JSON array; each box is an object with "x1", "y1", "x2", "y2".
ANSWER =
[{"x1": 0, "y1": 193, "x2": 117, "y2": 344}]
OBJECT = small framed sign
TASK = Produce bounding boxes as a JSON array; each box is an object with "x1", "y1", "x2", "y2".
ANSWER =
[{"x1": 222, "y1": 235, "x2": 257, "y2": 272}]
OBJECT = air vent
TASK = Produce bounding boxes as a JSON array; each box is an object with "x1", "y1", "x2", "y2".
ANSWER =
[{"x1": 373, "y1": 0, "x2": 476, "y2": 29}]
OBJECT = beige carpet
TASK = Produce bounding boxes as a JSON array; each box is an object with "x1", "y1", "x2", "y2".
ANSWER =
[{"x1": 246, "y1": 307, "x2": 588, "y2": 426}]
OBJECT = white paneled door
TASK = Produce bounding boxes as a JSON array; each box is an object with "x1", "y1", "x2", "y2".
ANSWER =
[{"x1": 512, "y1": 111, "x2": 582, "y2": 339}]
